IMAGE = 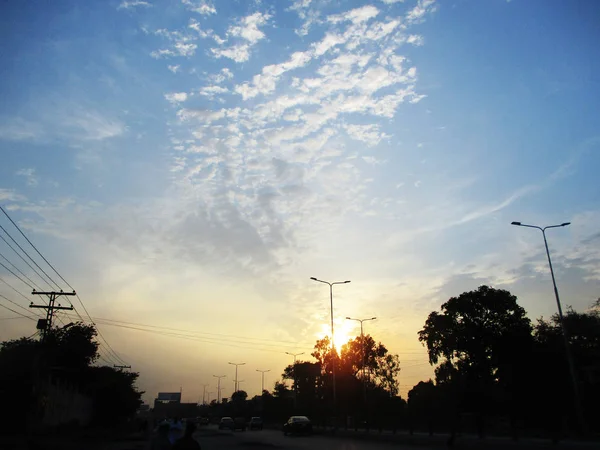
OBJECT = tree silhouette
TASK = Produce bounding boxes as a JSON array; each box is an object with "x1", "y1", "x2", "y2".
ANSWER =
[
  {"x1": 0, "y1": 322, "x2": 142, "y2": 432},
  {"x1": 418, "y1": 285, "x2": 533, "y2": 435}
]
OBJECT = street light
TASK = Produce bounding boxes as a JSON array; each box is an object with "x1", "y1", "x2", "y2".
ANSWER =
[
  {"x1": 229, "y1": 362, "x2": 246, "y2": 392},
  {"x1": 256, "y1": 369, "x2": 270, "y2": 393},
  {"x1": 346, "y1": 317, "x2": 377, "y2": 384},
  {"x1": 511, "y1": 220, "x2": 584, "y2": 431},
  {"x1": 285, "y1": 351, "x2": 305, "y2": 364},
  {"x1": 213, "y1": 375, "x2": 226, "y2": 403},
  {"x1": 200, "y1": 383, "x2": 209, "y2": 405},
  {"x1": 286, "y1": 352, "x2": 305, "y2": 409},
  {"x1": 310, "y1": 277, "x2": 351, "y2": 418}
]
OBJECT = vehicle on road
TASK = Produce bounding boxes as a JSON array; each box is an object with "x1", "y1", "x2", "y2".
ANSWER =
[
  {"x1": 199, "y1": 417, "x2": 210, "y2": 425},
  {"x1": 219, "y1": 417, "x2": 234, "y2": 431},
  {"x1": 234, "y1": 417, "x2": 247, "y2": 431},
  {"x1": 283, "y1": 416, "x2": 312, "y2": 435},
  {"x1": 249, "y1": 417, "x2": 263, "y2": 430}
]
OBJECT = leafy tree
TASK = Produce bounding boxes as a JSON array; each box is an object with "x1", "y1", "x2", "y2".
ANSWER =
[
  {"x1": 419, "y1": 286, "x2": 532, "y2": 382},
  {"x1": 85, "y1": 366, "x2": 143, "y2": 425},
  {"x1": 0, "y1": 322, "x2": 142, "y2": 431},
  {"x1": 231, "y1": 390, "x2": 248, "y2": 402},
  {"x1": 340, "y1": 335, "x2": 401, "y2": 395},
  {"x1": 418, "y1": 285, "x2": 533, "y2": 431},
  {"x1": 273, "y1": 381, "x2": 290, "y2": 398},
  {"x1": 45, "y1": 323, "x2": 99, "y2": 370},
  {"x1": 533, "y1": 305, "x2": 600, "y2": 432}
]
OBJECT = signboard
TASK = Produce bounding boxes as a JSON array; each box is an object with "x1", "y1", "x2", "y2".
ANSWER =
[{"x1": 156, "y1": 392, "x2": 181, "y2": 403}]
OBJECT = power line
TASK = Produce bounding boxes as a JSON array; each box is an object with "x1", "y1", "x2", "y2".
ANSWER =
[
  {"x1": 67, "y1": 317, "x2": 307, "y2": 354},
  {"x1": 64, "y1": 314, "x2": 316, "y2": 351},
  {"x1": 0, "y1": 250, "x2": 42, "y2": 290},
  {"x1": 0, "y1": 224, "x2": 61, "y2": 290},
  {"x1": 0, "y1": 275, "x2": 38, "y2": 304},
  {"x1": 0, "y1": 259, "x2": 34, "y2": 290},
  {"x1": 63, "y1": 314, "x2": 315, "y2": 348},
  {"x1": 0, "y1": 293, "x2": 40, "y2": 317},
  {"x1": 0, "y1": 300, "x2": 36, "y2": 321},
  {"x1": 0, "y1": 315, "x2": 36, "y2": 320},
  {"x1": 0, "y1": 206, "x2": 127, "y2": 366},
  {"x1": 0, "y1": 233, "x2": 54, "y2": 290}
]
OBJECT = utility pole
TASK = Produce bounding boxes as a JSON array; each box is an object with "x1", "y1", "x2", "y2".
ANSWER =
[
  {"x1": 29, "y1": 290, "x2": 75, "y2": 341},
  {"x1": 228, "y1": 362, "x2": 245, "y2": 392},
  {"x1": 213, "y1": 375, "x2": 226, "y2": 403},
  {"x1": 256, "y1": 369, "x2": 270, "y2": 393}
]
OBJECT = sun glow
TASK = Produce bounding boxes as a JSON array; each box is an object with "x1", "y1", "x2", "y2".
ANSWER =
[{"x1": 318, "y1": 321, "x2": 357, "y2": 353}]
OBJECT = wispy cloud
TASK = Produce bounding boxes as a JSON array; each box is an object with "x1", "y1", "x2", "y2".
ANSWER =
[
  {"x1": 0, "y1": 109, "x2": 125, "y2": 143},
  {"x1": 165, "y1": 92, "x2": 189, "y2": 104},
  {"x1": 16, "y1": 168, "x2": 38, "y2": 187},
  {"x1": 182, "y1": 0, "x2": 216, "y2": 15},
  {"x1": 0, "y1": 118, "x2": 44, "y2": 142},
  {"x1": 211, "y1": 12, "x2": 271, "y2": 62},
  {"x1": 117, "y1": 0, "x2": 152, "y2": 10}
]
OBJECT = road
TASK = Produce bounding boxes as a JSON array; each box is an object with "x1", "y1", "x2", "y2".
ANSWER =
[
  {"x1": 193, "y1": 426, "x2": 439, "y2": 450},
  {"x1": 94, "y1": 425, "x2": 599, "y2": 450}
]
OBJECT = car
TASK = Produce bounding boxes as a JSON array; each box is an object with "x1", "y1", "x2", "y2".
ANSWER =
[
  {"x1": 249, "y1": 417, "x2": 263, "y2": 430},
  {"x1": 233, "y1": 417, "x2": 247, "y2": 431},
  {"x1": 219, "y1": 417, "x2": 234, "y2": 430},
  {"x1": 199, "y1": 417, "x2": 210, "y2": 425},
  {"x1": 283, "y1": 416, "x2": 312, "y2": 435}
]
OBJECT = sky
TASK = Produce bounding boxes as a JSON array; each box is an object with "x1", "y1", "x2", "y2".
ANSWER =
[{"x1": 0, "y1": 0, "x2": 599, "y2": 404}]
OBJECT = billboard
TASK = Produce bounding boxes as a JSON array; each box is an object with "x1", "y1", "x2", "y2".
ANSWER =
[{"x1": 156, "y1": 392, "x2": 181, "y2": 403}]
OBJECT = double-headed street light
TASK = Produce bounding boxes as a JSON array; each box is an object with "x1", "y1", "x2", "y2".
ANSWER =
[
  {"x1": 228, "y1": 362, "x2": 246, "y2": 392},
  {"x1": 346, "y1": 316, "x2": 377, "y2": 383},
  {"x1": 256, "y1": 369, "x2": 270, "y2": 393},
  {"x1": 511, "y1": 221, "x2": 584, "y2": 431},
  {"x1": 286, "y1": 352, "x2": 305, "y2": 409},
  {"x1": 310, "y1": 277, "x2": 351, "y2": 416},
  {"x1": 213, "y1": 375, "x2": 226, "y2": 403},
  {"x1": 285, "y1": 351, "x2": 305, "y2": 364}
]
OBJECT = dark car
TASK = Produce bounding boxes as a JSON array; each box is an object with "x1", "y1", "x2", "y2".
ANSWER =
[
  {"x1": 219, "y1": 417, "x2": 234, "y2": 430},
  {"x1": 234, "y1": 417, "x2": 246, "y2": 431},
  {"x1": 283, "y1": 416, "x2": 312, "y2": 435},
  {"x1": 249, "y1": 417, "x2": 263, "y2": 430}
]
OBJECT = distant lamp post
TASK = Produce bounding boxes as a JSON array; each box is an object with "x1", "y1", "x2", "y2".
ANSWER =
[
  {"x1": 213, "y1": 375, "x2": 226, "y2": 403},
  {"x1": 228, "y1": 362, "x2": 246, "y2": 392},
  {"x1": 256, "y1": 369, "x2": 270, "y2": 393},
  {"x1": 511, "y1": 221, "x2": 584, "y2": 431},
  {"x1": 346, "y1": 316, "x2": 377, "y2": 384},
  {"x1": 286, "y1": 352, "x2": 305, "y2": 409},
  {"x1": 310, "y1": 277, "x2": 351, "y2": 417}
]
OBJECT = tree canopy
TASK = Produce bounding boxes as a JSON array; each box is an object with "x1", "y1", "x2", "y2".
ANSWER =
[{"x1": 0, "y1": 322, "x2": 142, "y2": 432}]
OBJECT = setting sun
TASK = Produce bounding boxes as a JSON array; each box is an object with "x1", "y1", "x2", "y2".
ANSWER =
[{"x1": 318, "y1": 321, "x2": 358, "y2": 353}]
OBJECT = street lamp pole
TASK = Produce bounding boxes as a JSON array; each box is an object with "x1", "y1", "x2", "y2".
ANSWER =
[
  {"x1": 310, "y1": 277, "x2": 351, "y2": 420},
  {"x1": 346, "y1": 317, "x2": 377, "y2": 384},
  {"x1": 511, "y1": 221, "x2": 584, "y2": 431},
  {"x1": 229, "y1": 362, "x2": 246, "y2": 392},
  {"x1": 200, "y1": 383, "x2": 209, "y2": 405},
  {"x1": 256, "y1": 369, "x2": 270, "y2": 393},
  {"x1": 213, "y1": 375, "x2": 226, "y2": 403},
  {"x1": 286, "y1": 352, "x2": 305, "y2": 409}
]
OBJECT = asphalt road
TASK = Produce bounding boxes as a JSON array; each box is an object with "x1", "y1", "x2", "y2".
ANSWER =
[{"x1": 194, "y1": 426, "x2": 438, "y2": 450}]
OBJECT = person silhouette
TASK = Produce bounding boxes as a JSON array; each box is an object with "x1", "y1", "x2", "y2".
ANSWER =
[
  {"x1": 173, "y1": 421, "x2": 201, "y2": 450},
  {"x1": 149, "y1": 421, "x2": 172, "y2": 450}
]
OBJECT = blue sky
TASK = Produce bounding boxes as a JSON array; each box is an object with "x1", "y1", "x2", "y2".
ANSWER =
[{"x1": 1, "y1": 0, "x2": 599, "y2": 402}]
